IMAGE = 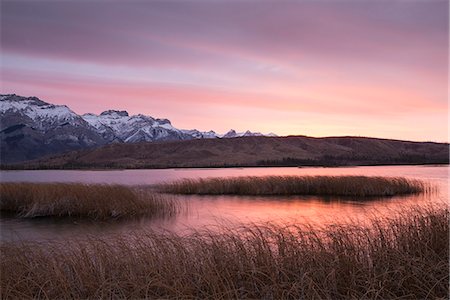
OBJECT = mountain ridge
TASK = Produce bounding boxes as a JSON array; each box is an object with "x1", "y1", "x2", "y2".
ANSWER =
[
  {"x1": 6, "y1": 135, "x2": 449, "y2": 170},
  {"x1": 0, "y1": 94, "x2": 273, "y2": 163}
]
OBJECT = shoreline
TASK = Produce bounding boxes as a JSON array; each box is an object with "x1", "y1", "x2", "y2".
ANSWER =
[{"x1": 1, "y1": 162, "x2": 448, "y2": 171}]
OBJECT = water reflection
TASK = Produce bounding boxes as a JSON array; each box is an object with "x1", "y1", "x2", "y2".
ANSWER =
[
  {"x1": 1, "y1": 165, "x2": 448, "y2": 185},
  {"x1": 0, "y1": 165, "x2": 448, "y2": 243}
]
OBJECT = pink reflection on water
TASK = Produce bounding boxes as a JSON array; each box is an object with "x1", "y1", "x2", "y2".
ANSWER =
[
  {"x1": 152, "y1": 191, "x2": 441, "y2": 234},
  {"x1": 0, "y1": 165, "x2": 448, "y2": 242}
]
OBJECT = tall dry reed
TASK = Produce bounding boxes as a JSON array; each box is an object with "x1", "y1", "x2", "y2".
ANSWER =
[
  {"x1": 0, "y1": 183, "x2": 177, "y2": 220},
  {"x1": 1, "y1": 206, "x2": 447, "y2": 299},
  {"x1": 160, "y1": 175, "x2": 428, "y2": 197}
]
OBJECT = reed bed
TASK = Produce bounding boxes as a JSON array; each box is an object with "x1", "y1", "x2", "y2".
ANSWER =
[
  {"x1": 0, "y1": 183, "x2": 177, "y2": 220},
  {"x1": 160, "y1": 175, "x2": 428, "y2": 197},
  {"x1": 1, "y1": 206, "x2": 447, "y2": 299}
]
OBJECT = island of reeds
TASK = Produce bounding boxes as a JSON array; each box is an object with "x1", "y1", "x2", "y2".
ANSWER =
[
  {"x1": 1, "y1": 205, "x2": 447, "y2": 299},
  {"x1": 160, "y1": 175, "x2": 428, "y2": 197},
  {"x1": 0, "y1": 176, "x2": 428, "y2": 221},
  {"x1": 0, "y1": 183, "x2": 177, "y2": 220}
]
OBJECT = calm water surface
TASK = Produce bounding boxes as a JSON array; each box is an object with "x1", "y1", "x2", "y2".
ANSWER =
[{"x1": 1, "y1": 165, "x2": 448, "y2": 242}]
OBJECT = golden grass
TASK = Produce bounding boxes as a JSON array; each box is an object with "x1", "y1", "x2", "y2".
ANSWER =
[
  {"x1": 1, "y1": 206, "x2": 447, "y2": 299},
  {"x1": 0, "y1": 183, "x2": 178, "y2": 220},
  {"x1": 160, "y1": 175, "x2": 428, "y2": 197}
]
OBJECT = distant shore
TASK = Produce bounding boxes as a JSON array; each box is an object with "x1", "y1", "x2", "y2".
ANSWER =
[
  {"x1": 1, "y1": 161, "x2": 448, "y2": 171},
  {"x1": 2, "y1": 135, "x2": 448, "y2": 170}
]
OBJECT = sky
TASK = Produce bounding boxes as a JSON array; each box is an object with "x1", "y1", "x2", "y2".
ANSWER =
[{"x1": 1, "y1": 1, "x2": 448, "y2": 142}]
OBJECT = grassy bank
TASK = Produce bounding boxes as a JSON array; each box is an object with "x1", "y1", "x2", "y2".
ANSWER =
[
  {"x1": 0, "y1": 183, "x2": 177, "y2": 220},
  {"x1": 1, "y1": 206, "x2": 447, "y2": 299},
  {"x1": 160, "y1": 175, "x2": 428, "y2": 197}
]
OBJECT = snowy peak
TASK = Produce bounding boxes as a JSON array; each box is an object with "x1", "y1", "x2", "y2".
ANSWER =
[
  {"x1": 223, "y1": 129, "x2": 238, "y2": 138},
  {"x1": 242, "y1": 130, "x2": 262, "y2": 137},
  {"x1": 0, "y1": 94, "x2": 85, "y2": 130},
  {"x1": 81, "y1": 110, "x2": 185, "y2": 143},
  {"x1": 221, "y1": 129, "x2": 269, "y2": 138},
  {"x1": 181, "y1": 129, "x2": 218, "y2": 139},
  {"x1": 156, "y1": 118, "x2": 171, "y2": 125},
  {"x1": 100, "y1": 110, "x2": 129, "y2": 117},
  {"x1": 1, "y1": 94, "x2": 47, "y2": 106}
]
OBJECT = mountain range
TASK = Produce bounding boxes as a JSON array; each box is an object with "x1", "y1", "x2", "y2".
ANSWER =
[{"x1": 0, "y1": 94, "x2": 274, "y2": 163}]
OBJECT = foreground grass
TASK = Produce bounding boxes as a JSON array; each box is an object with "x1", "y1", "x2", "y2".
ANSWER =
[
  {"x1": 1, "y1": 206, "x2": 447, "y2": 299},
  {"x1": 160, "y1": 175, "x2": 428, "y2": 197},
  {"x1": 0, "y1": 183, "x2": 177, "y2": 220}
]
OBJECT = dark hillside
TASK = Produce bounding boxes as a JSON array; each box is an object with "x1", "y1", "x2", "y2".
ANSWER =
[{"x1": 5, "y1": 136, "x2": 448, "y2": 169}]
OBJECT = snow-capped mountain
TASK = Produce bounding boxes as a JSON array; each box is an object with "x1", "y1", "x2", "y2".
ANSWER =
[
  {"x1": 1, "y1": 94, "x2": 108, "y2": 163},
  {"x1": 1, "y1": 94, "x2": 85, "y2": 130},
  {"x1": 81, "y1": 112, "x2": 275, "y2": 142},
  {"x1": 0, "y1": 94, "x2": 276, "y2": 163},
  {"x1": 82, "y1": 110, "x2": 190, "y2": 143},
  {"x1": 221, "y1": 129, "x2": 262, "y2": 138},
  {"x1": 180, "y1": 129, "x2": 218, "y2": 139}
]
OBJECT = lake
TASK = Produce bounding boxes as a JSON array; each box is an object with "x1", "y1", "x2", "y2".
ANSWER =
[{"x1": 1, "y1": 165, "x2": 448, "y2": 242}]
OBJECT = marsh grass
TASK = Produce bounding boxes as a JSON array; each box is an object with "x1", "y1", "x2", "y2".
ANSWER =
[
  {"x1": 0, "y1": 183, "x2": 178, "y2": 220},
  {"x1": 1, "y1": 206, "x2": 447, "y2": 299},
  {"x1": 160, "y1": 175, "x2": 428, "y2": 197}
]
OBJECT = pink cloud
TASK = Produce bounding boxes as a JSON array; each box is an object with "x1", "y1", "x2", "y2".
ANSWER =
[{"x1": 1, "y1": 1, "x2": 448, "y2": 141}]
